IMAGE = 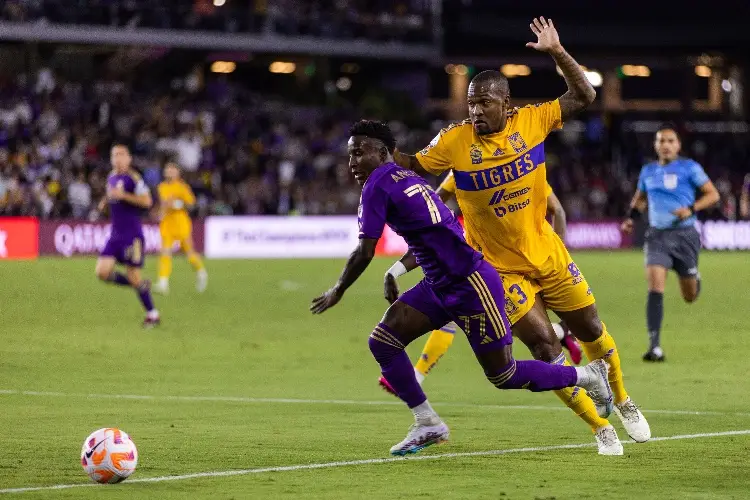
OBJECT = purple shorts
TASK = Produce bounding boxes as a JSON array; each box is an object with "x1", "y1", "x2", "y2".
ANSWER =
[
  {"x1": 399, "y1": 260, "x2": 512, "y2": 354},
  {"x1": 101, "y1": 234, "x2": 145, "y2": 268}
]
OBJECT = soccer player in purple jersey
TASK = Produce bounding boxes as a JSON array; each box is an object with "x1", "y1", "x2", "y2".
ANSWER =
[
  {"x1": 95, "y1": 144, "x2": 160, "y2": 328},
  {"x1": 310, "y1": 121, "x2": 613, "y2": 455}
]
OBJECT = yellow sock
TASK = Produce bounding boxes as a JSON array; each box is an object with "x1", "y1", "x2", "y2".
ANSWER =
[
  {"x1": 158, "y1": 255, "x2": 172, "y2": 279},
  {"x1": 187, "y1": 252, "x2": 205, "y2": 272},
  {"x1": 551, "y1": 354, "x2": 610, "y2": 431},
  {"x1": 580, "y1": 324, "x2": 629, "y2": 404},
  {"x1": 414, "y1": 324, "x2": 456, "y2": 376}
]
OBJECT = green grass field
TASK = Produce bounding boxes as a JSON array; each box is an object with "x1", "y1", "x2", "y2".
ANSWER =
[{"x1": 1, "y1": 252, "x2": 749, "y2": 499}]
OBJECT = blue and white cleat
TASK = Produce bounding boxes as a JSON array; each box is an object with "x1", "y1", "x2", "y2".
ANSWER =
[
  {"x1": 389, "y1": 422, "x2": 449, "y2": 456},
  {"x1": 579, "y1": 359, "x2": 614, "y2": 418}
]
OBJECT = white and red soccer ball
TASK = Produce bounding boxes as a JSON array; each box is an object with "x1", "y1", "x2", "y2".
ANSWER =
[{"x1": 80, "y1": 428, "x2": 138, "y2": 484}]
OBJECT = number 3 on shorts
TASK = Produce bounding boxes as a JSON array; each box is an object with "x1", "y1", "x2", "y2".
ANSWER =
[{"x1": 508, "y1": 284, "x2": 528, "y2": 304}]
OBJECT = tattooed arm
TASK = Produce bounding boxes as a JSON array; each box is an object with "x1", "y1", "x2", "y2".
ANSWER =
[{"x1": 526, "y1": 17, "x2": 596, "y2": 121}]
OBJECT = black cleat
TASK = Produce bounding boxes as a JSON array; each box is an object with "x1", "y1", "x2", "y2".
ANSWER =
[{"x1": 642, "y1": 349, "x2": 665, "y2": 362}]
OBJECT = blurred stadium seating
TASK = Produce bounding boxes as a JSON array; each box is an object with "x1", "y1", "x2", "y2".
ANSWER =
[{"x1": 0, "y1": 1, "x2": 747, "y2": 223}]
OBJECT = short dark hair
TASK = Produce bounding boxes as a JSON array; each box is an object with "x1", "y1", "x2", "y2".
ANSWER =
[
  {"x1": 469, "y1": 70, "x2": 510, "y2": 96},
  {"x1": 111, "y1": 142, "x2": 131, "y2": 152},
  {"x1": 656, "y1": 122, "x2": 680, "y2": 139},
  {"x1": 349, "y1": 120, "x2": 397, "y2": 153}
]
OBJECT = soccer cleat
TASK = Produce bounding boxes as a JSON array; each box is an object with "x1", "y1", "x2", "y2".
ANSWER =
[
  {"x1": 614, "y1": 397, "x2": 651, "y2": 442},
  {"x1": 579, "y1": 359, "x2": 614, "y2": 418},
  {"x1": 562, "y1": 334, "x2": 583, "y2": 365},
  {"x1": 643, "y1": 347, "x2": 665, "y2": 362},
  {"x1": 155, "y1": 278, "x2": 169, "y2": 295},
  {"x1": 196, "y1": 270, "x2": 208, "y2": 293},
  {"x1": 378, "y1": 376, "x2": 398, "y2": 397},
  {"x1": 142, "y1": 311, "x2": 160, "y2": 329},
  {"x1": 389, "y1": 422, "x2": 449, "y2": 456},
  {"x1": 594, "y1": 425, "x2": 624, "y2": 456}
]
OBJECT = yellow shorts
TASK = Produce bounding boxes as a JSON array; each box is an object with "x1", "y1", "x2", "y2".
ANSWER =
[
  {"x1": 499, "y1": 236, "x2": 596, "y2": 325},
  {"x1": 160, "y1": 217, "x2": 193, "y2": 253}
]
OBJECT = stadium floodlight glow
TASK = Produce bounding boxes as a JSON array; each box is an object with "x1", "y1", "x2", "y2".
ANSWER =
[
  {"x1": 695, "y1": 65, "x2": 712, "y2": 78},
  {"x1": 584, "y1": 70, "x2": 603, "y2": 87},
  {"x1": 455, "y1": 64, "x2": 469, "y2": 76},
  {"x1": 501, "y1": 64, "x2": 531, "y2": 78},
  {"x1": 269, "y1": 62, "x2": 296, "y2": 74},
  {"x1": 444, "y1": 64, "x2": 455, "y2": 74},
  {"x1": 621, "y1": 65, "x2": 650, "y2": 77},
  {"x1": 722, "y1": 79, "x2": 732, "y2": 92},
  {"x1": 213, "y1": 0, "x2": 226, "y2": 5},
  {"x1": 210, "y1": 61, "x2": 236, "y2": 74},
  {"x1": 336, "y1": 77, "x2": 352, "y2": 91}
]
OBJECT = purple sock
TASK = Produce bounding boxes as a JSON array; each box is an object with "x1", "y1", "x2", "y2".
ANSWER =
[
  {"x1": 136, "y1": 282, "x2": 155, "y2": 313},
  {"x1": 107, "y1": 272, "x2": 131, "y2": 287},
  {"x1": 488, "y1": 359, "x2": 577, "y2": 392},
  {"x1": 369, "y1": 322, "x2": 426, "y2": 408}
]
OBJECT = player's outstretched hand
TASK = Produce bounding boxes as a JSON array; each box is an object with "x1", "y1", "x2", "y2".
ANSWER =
[
  {"x1": 310, "y1": 286, "x2": 343, "y2": 314},
  {"x1": 526, "y1": 17, "x2": 562, "y2": 53},
  {"x1": 621, "y1": 218, "x2": 635, "y2": 234},
  {"x1": 384, "y1": 274, "x2": 400, "y2": 304}
]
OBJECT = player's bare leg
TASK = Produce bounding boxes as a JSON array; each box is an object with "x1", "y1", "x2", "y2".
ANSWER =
[
  {"x1": 127, "y1": 267, "x2": 160, "y2": 328},
  {"x1": 156, "y1": 247, "x2": 172, "y2": 295},
  {"x1": 184, "y1": 236, "x2": 207, "y2": 293},
  {"x1": 373, "y1": 300, "x2": 449, "y2": 456},
  {"x1": 556, "y1": 304, "x2": 651, "y2": 443},
  {"x1": 512, "y1": 298, "x2": 622, "y2": 454},
  {"x1": 644, "y1": 265, "x2": 668, "y2": 361},
  {"x1": 95, "y1": 257, "x2": 129, "y2": 286}
]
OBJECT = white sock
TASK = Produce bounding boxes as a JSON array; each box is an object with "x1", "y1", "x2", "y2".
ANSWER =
[
  {"x1": 552, "y1": 322, "x2": 565, "y2": 341},
  {"x1": 414, "y1": 368, "x2": 425, "y2": 385},
  {"x1": 147, "y1": 309, "x2": 160, "y2": 319},
  {"x1": 158, "y1": 277, "x2": 169, "y2": 287},
  {"x1": 411, "y1": 400, "x2": 440, "y2": 425}
]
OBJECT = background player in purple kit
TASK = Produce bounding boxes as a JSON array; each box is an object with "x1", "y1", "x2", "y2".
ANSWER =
[
  {"x1": 310, "y1": 120, "x2": 612, "y2": 455},
  {"x1": 95, "y1": 144, "x2": 160, "y2": 328}
]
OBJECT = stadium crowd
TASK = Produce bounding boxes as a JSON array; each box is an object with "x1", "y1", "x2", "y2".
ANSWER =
[
  {"x1": 1, "y1": 0, "x2": 434, "y2": 43},
  {"x1": 0, "y1": 69, "x2": 747, "y2": 222}
]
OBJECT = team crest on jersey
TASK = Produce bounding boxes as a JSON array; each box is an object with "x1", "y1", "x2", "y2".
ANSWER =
[
  {"x1": 663, "y1": 173, "x2": 678, "y2": 190},
  {"x1": 469, "y1": 144, "x2": 483, "y2": 164},
  {"x1": 493, "y1": 148, "x2": 504, "y2": 157},
  {"x1": 508, "y1": 132, "x2": 527, "y2": 154}
]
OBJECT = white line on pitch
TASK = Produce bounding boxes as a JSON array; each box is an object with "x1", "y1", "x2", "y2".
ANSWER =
[
  {"x1": 0, "y1": 389, "x2": 748, "y2": 418},
  {"x1": 1, "y1": 430, "x2": 749, "y2": 495}
]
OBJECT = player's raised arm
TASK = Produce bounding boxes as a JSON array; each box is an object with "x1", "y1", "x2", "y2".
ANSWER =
[
  {"x1": 526, "y1": 17, "x2": 595, "y2": 121},
  {"x1": 546, "y1": 189, "x2": 567, "y2": 240}
]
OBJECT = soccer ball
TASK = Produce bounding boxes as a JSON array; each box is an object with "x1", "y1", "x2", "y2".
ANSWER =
[{"x1": 80, "y1": 428, "x2": 138, "y2": 484}]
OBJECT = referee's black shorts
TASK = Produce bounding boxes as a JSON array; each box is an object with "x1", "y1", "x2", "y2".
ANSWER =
[{"x1": 644, "y1": 226, "x2": 701, "y2": 278}]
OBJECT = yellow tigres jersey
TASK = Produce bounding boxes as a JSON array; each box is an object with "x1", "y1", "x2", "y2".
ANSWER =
[
  {"x1": 417, "y1": 100, "x2": 563, "y2": 272},
  {"x1": 158, "y1": 181, "x2": 195, "y2": 223}
]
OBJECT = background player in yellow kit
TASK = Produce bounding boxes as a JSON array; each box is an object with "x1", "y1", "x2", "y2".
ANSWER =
[
  {"x1": 390, "y1": 17, "x2": 650, "y2": 455},
  {"x1": 156, "y1": 162, "x2": 207, "y2": 294}
]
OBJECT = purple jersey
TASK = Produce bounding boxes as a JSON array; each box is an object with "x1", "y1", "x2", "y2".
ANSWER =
[
  {"x1": 358, "y1": 162, "x2": 482, "y2": 288},
  {"x1": 107, "y1": 171, "x2": 147, "y2": 238}
]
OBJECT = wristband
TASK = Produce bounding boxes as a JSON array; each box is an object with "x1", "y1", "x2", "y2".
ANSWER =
[
  {"x1": 628, "y1": 207, "x2": 641, "y2": 220},
  {"x1": 386, "y1": 261, "x2": 408, "y2": 278}
]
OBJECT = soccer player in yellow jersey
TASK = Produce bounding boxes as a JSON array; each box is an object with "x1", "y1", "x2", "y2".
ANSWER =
[
  {"x1": 156, "y1": 162, "x2": 207, "y2": 294},
  {"x1": 389, "y1": 17, "x2": 650, "y2": 455}
]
